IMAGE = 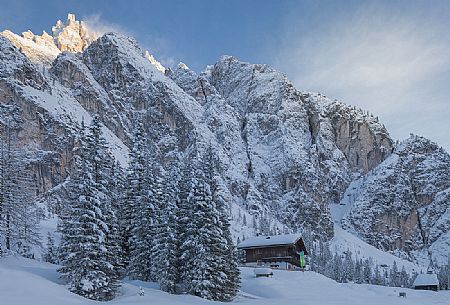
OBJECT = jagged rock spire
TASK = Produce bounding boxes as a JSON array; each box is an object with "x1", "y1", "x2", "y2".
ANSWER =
[
  {"x1": 0, "y1": 13, "x2": 98, "y2": 65},
  {"x1": 51, "y1": 13, "x2": 98, "y2": 52}
]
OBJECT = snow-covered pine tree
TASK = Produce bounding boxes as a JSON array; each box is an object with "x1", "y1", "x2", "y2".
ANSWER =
[
  {"x1": 177, "y1": 158, "x2": 195, "y2": 287},
  {"x1": 399, "y1": 266, "x2": 409, "y2": 287},
  {"x1": 58, "y1": 127, "x2": 108, "y2": 300},
  {"x1": 146, "y1": 145, "x2": 166, "y2": 282},
  {"x1": 373, "y1": 265, "x2": 384, "y2": 285},
  {"x1": 44, "y1": 232, "x2": 58, "y2": 264},
  {"x1": 354, "y1": 258, "x2": 363, "y2": 284},
  {"x1": 217, "y1": 194, "x2": 241, "y2": 301},
  {"x1": 445, "y1": 259, "x2": 450, "y2": 290},
  {"x1": 258, "y1": 213, "x2": 271, "y2": 236},
  {"x1": 0, "y1": 117, "x2": 14, "y2": 255},
  {"x1": 10, "y1": 161, "x2": 40, "y2": 258},
  {"x1": 389, "y1": 261, "x2": 399, "y2": 287},
  {"x1": 0, "y1": 118, "x2": 40, "y2": 257},
  {"x1": 127, "y1": 121, "x2": 157, "y2": 281},
  {"x1": 342, "y1": 250, "x2": 355, "y2": 283},
  {"x1": 203, "y1": 146, "x2": 240, "y2": 301},
  {"x1": 153, "y1": 161, "x2": 181, "y2": 294},
  {"x1": 440, "y1": 259, "x2": 450, "y2": 290},
  {"x1": 332, "y1": 252, "x2": 344, "y2": 282},
  {"x1": 108, "y1": 160, "x2": 126, "y2": 279},
  {"x1": 320, "y1": 239, "x2": 334, "y2": 278},
  {"x1": 183, "y1": 164, "x2": 225, "y2": 300},
  {"x1": 58, "y1": 119, "x2": 119, "y2": 301},
  {"x1": 89, "y1": 117, "x2": 123, "y2": 294},
  {"x1": 121, "y1": 126, "x2": 143, "y2": 265},
  {"x1": 362, "y1": 258, "x2": 373, "y2": 284}
]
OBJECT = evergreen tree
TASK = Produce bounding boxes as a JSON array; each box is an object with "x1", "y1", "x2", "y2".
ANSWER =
[
  {"x1": 0, "y1": 119, "x2": 40, "y2": 257},
  {"x1": 342, "y1": 250, "x2": 355, "y2": 283},
  {"x1": 58, "y1": 119, "x2": 119, "y2": 300},
  {"x1": 203, "y1": 147, "x2": 240, "y2": 300},
  {"x1": 44, "y1": 232, "x2": 58, "y2": 264},
  {"x1": 121, "y1": 122, "x2": 146, "y2": 264},
  {"x1": 177, "y1": 146, "x2": 241, "y2": 300},
  {"x1": 107, "y1": 160, "x2": 126, "y2": 279},
  {"x1": 153, "y1": 162, "x2": 181, "y2": 293},
  {"x1": 332, "y1": 252, "x2": 343, "y2": 282},
  {"x1": 399, "y1": 266, "x2": 409, "y2": 287},
  {"x1": 126, "y1": 121, "x2": 158, "y2": 281},
  {"x1": 258, "y1": 213, "x2": 270, "y2": 236},
  {"x1": 88, "y1": 117, "x2": 122, "y2": 295},
  {"x1": 354, "y1": 258, "x2": 363, "y2": 284},
  {"x1": 183, "y1": 166, "x2": 226, "y2": 300},
  {"x1": 437, "y1": 259, "x2": 450, "y2": 290},
  {"x1": 389, "y1": 261, "x2": 399, "y2": 287},
  {"x1": 373, "y1": 265, "x2": 384, "y2": 285},
  {"x1": 146, "y1": 148, "x2": 166, "y2": 282},
  {"x1": 362, "y1": 258, "x2": 373, "y2": 284},
  {"x1": 177, "y1": 159, "x2": 195, "y2": 287}
]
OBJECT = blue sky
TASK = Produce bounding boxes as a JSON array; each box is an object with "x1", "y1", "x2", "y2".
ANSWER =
[{"x1": 1, "y1": 0, "x2": 449, "y2": 151}]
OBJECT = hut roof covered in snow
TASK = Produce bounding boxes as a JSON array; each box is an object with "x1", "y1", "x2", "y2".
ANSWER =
[
  {"x1": 237, "y1": 234, "x2": 303, "y2": 249},
  {"x1": 413, "y1": 273, "x2": 439, "y2": 287}
]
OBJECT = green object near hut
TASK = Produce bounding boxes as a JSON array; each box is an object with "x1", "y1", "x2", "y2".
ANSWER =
[{"x1": 299, "y1": 251, "x2": 305, "y2": 268}]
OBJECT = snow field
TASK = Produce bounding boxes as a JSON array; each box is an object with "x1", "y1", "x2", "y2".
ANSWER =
[{"x1": 1, "y1": 256, "x2": 448, "y2": 305}]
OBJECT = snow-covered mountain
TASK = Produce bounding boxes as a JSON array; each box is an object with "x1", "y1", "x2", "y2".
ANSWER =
[
  {"x1": 0, "y1": 14, "x2": 448, "y2": 267},
  {"x1": 340, "y1": 135, "x2": 450, "y2": 265}
]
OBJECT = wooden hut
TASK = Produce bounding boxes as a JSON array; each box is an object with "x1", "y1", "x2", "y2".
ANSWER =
[
  {"x1": 237, "y1": 234, "x2": 308, "y2": 270},
  {"x1": 413, "y1": 272, "x2": 439, "y2": 291}
]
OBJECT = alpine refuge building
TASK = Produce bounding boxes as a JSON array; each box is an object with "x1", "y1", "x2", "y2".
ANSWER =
[
  {"x1": 237, "y1": 233, "x2": 308, "y2": 270},
  {"x1": 413, "y1": 272, "x2": 440, "y2": 291}
]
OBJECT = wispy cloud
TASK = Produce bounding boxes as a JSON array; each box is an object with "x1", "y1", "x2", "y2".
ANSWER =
[
  {"x1": 80, "y1": 14, "x2": 177, "y2": 70},
  {"x1": 274, "y1": 3, "x2": 450, "y2": 151},
  {"x1": 80, "y1": 13, "x2": 131, "y2": 36}
]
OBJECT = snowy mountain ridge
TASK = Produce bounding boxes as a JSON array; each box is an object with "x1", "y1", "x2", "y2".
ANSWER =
[
  {"x1": 0, "y1": 13, "x2": 165, "y2": 72},
  {"x1": 0, "y1": 14, "x2": 448, "y2": 270}
]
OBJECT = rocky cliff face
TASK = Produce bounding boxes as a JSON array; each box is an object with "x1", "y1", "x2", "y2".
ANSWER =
[
  {"x1": 341, "y1": 135, "x2": 450, "y2": 264},
  {"x1": 0, "y1": 14, "x2": 448, "y2": 264},
  {"x1": 172, "y1": 55, "x2": 394, "y2": 238}
]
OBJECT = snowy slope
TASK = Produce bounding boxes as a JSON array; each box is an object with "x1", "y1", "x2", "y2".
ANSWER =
[
  {"x1": 330, "y1": 195, "x2": 425, "y2": 273},
  {"x1": 330, "y1": 226, "x2": 423, "y2": 274},
  {"x1": 20, "y1": 83, "x2": 129, "y2": 166},
  {"x1": 1, "y1": 256, "x2": 448, "y2": 305}
]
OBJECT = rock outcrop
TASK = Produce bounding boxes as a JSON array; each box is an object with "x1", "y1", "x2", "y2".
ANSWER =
[
  {"x1": 0, "y1": 13, "x2": 97, "y2": 66},
  {"x1": 51, "y1": 13, "x2": 97, "y2": 53},
  {"x1": 341, "y1": 135, "x2": 450, "y2": 265}
]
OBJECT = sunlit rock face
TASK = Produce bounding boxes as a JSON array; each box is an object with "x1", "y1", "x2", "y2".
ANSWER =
[
  {"x1": 51, "y1": 13, "x2": 98, "y2": 53},
  {"x1": 0, "y1": 14, "x2": 98, "y2": 66}
]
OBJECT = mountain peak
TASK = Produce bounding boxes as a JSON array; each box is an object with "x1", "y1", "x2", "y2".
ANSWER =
[
  {"x1": 51, "y1": 13, "x2": 98, "y2": 53},
  {"x1": 0, "y1": 13, "x2": 166, "y2": 73},
  {"x1": 0, "y1": 13, "x2": 98, "y2": 65}
]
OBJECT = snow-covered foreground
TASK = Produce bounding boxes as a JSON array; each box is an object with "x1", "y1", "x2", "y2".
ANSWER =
[{"x1": 1, "y1": 256, "x2": 448, "y2": 305}]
